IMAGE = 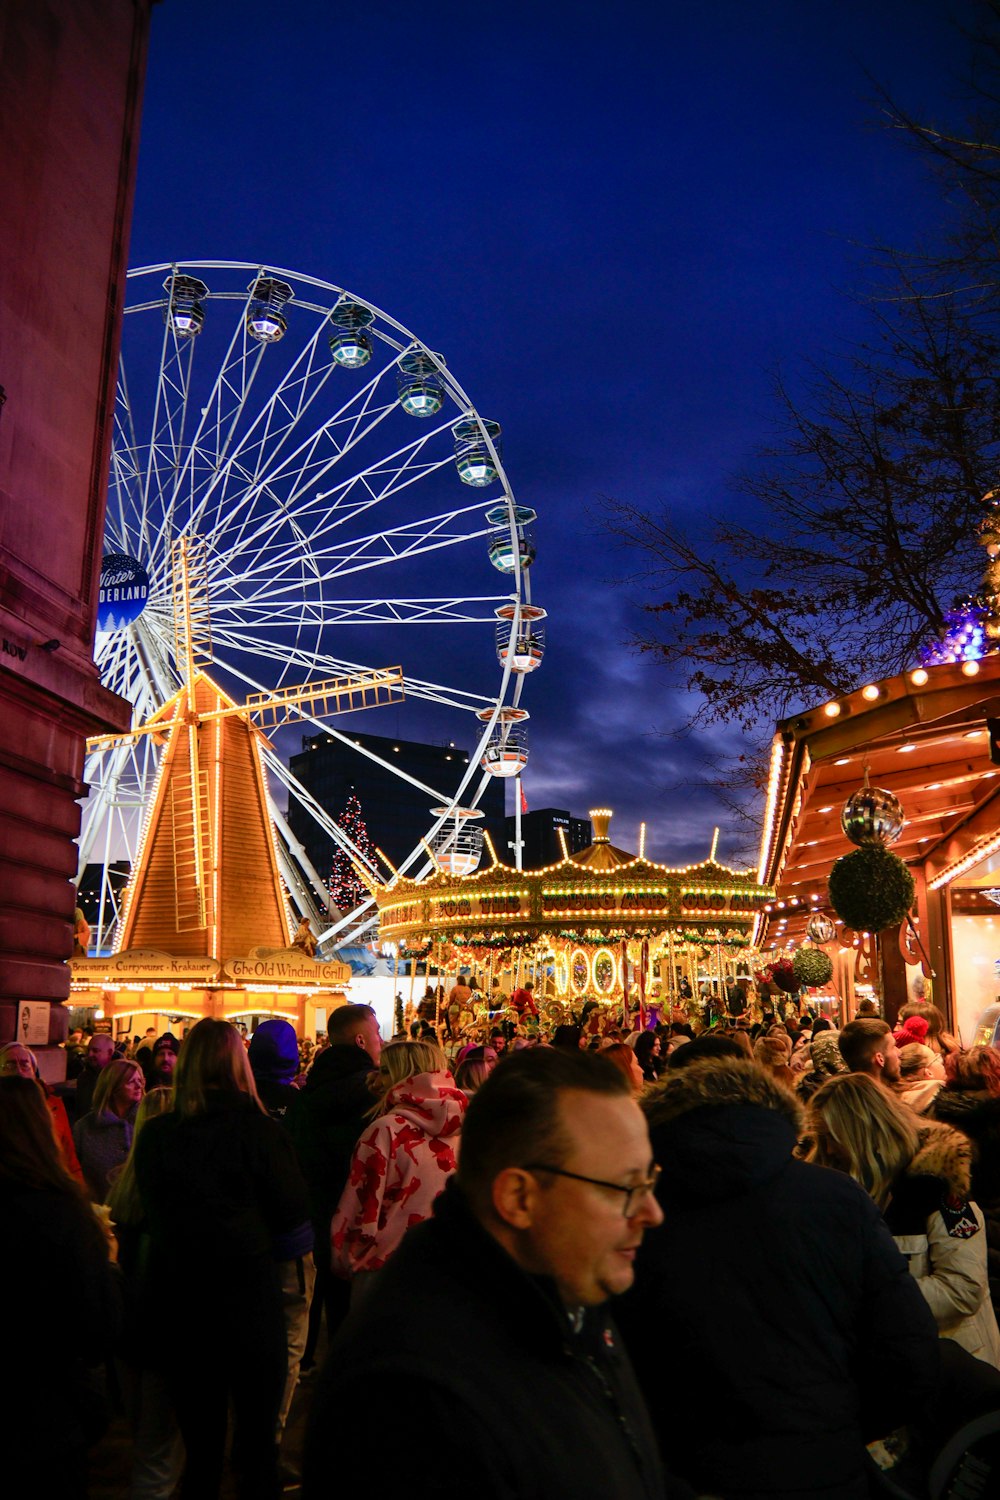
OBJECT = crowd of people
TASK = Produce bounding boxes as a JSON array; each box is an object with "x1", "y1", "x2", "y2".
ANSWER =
[{"x1": 3, "y1": 987, "x2": 1000, "y2": 1498}]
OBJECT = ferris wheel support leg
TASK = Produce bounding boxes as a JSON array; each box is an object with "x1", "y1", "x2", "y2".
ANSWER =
[{"x1": 269, "y1": 802, "x2": 327, "y2": 929}]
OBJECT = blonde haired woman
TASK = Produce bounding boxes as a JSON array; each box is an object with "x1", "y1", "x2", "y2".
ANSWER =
[
  {"x1": 809, "y1": 1073, "x2": 1000, "y2": 1368},
  {"x1": 331, "y1": 1039, "x2": 466, "y2": 1287},
  {"x1": 134, "y1": 1020, "x2": 311, "y2": 1499},
  {"x1": 73, "y1": 1056, "x2": 145, "y2": 1200}
]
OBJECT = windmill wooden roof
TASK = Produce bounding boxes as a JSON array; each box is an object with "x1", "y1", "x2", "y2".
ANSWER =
[{"x1": 117, "y1": 672, "x2": 291, "y2": 958}]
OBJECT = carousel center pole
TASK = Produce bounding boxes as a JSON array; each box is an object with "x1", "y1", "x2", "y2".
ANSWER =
[
  {"x1": 667, "y1": 928, "x2": 676, "y2": 1012},
  {"x1": 407, "y1": 950, "x2": 417, "y2": 1030}
]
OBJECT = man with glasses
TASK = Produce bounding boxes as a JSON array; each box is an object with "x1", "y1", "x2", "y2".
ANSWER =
[{"x1": 303, "y1": 1048, "x2": 685, "y2": 1499}]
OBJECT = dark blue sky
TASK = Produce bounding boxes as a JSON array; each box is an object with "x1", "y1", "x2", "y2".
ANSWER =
[{"x1": 129, "y1": 0, "x2": 981, "y2": 866}]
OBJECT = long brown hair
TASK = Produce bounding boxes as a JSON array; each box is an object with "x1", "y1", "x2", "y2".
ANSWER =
[
  {"x1": 173, "y1": 1019, "x2": 264, "y2": 1118},
  {"x1": 0, "y1": 1076, "x2": 89, "y2": 1202},
  {"x1": 945, "y1": 1046, "x2": 1000, "y2": 1096}
]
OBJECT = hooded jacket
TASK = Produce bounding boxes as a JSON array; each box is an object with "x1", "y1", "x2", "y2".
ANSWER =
[
  {"x1": 248, "y1": 1018, "x2": 300, "y2": 1121},
  {"x1": 615, "y1": 1060, "x2": 939, "y2": 1500},
  {"x1": 883, "y1": 1117, "x2": 1000, "y2": 1368},
  {"x1": 330, "y1": 1069, "x2": 466, "y2": 1275}
]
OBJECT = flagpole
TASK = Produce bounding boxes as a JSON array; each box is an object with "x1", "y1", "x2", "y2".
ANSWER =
[{"x1": 513, "y1": 774, "x2": 524, "y2": 872}]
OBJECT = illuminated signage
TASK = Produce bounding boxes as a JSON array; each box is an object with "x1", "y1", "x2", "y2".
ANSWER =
[{"x1": 97, "y1": 553, "x2": 150, "y2": 631}]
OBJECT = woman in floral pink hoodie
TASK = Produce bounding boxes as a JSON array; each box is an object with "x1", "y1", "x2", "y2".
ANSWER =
[{"x1": 331, "y1": 1040, "x2": 466, "y2": 1282}]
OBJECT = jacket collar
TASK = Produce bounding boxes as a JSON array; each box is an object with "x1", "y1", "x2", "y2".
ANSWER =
[
  {"x1": 305, "y1": 1042, "x2": 375, "y2": 1090},
  {"x1": 429, "y1": 1179, "x2": 610, "y2": 1355}
]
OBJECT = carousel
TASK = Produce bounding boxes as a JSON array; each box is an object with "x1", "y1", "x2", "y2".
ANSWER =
[{"x1": 373, "y1": 809, "x2": 775, "y2": 1030}]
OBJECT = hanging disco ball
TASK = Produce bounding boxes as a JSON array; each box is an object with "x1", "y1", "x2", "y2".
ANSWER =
[
  {"x1": 841, "y1": 785, "x2": 904, "y2": 847},
  {"x1": 806, "y1": 912, "x2": 836, "y2": 945}
]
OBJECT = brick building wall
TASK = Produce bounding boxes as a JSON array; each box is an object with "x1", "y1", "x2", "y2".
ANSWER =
[{"x1": 0, "y1": 1, "x2": 154, "y2": 1058}]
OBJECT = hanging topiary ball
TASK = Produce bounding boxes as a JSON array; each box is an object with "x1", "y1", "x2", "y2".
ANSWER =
[
  {"x1": 828, "y1": 844, "x2": 915, "y2": 933},
  {"x1": 792, "y1": 947, "x2": 833, "y2": 988}
]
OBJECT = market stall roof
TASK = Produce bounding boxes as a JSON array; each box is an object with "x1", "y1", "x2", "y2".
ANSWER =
[{"x1": 757, "y1": 653, "x2": 1000, "y2": 949}]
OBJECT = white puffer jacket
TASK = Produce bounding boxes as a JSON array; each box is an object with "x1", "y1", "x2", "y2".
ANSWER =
[{"x1": 887, "y1": 1120, "x2": 1000, "y2": 1369}]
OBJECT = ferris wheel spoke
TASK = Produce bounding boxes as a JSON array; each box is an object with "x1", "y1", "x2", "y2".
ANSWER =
[
  {"x1": 208, "y1": 508, "x2": 491, "y2": 613},
  {"x1": 263, "y1": 752, "x2": 383, "y2": 879},
  {"x1": 204, "y1": 409, "x2": 457, "y2": 583},
  {"x1": 78, "y1": 736, "x2": 160, "y2": 873},
  {"x1": 138, "y1": 304, "x2": 199, "y2": 552},
  {"x1": 180, "y1": 299, "x2": 417, "y2": 556},
  {"x1": 211, "y1": 595, "x2": 509, "y2": 627},
  {"x1": 184, "y1": 321, "x2": 344, "y2": 548},
  {"x1": 210, "y1": 628, "x2": 498, "y2": 713},
  {"x1": 211, "y1": 332, "x2": 431, "y2": 523},
  {"x1": 274, "y1": 388, "x2": 449, "y2": 513},
  {"x1": 225, "y1": 505, "x2": 492, "y2": 604},
  {"x1": 155, "y1": 282, "x2": 269, "y2": 540},
  {"x1": 218, "y1": 654, "x2": 457, "y2": 805},
  {"x1": 130, "y1": 615, "x2": 183, "y2": 711},
  {"x1": 110, "y1": 369, "x2": 143, "y2": 553},
  {"x1": 213, "y1": 324, "x2": 398, "y2": 504}
]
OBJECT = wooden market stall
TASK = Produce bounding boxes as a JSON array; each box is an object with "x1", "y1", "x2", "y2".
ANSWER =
[{"x1": 757, "y1": 652, "x2": 1000, "y2": 1038}]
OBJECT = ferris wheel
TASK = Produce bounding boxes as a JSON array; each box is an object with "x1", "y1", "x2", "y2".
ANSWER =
[{"x1": 79, "y1": 261, "x2": 544, "y2": 952}]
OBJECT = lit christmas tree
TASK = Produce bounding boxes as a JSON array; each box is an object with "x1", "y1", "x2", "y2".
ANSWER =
[{"x1": 328, "y1": 789, "x2": 379, "y2": 913}]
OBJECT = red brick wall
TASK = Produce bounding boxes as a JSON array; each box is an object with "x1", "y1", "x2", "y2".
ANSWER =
[{"x1": 0, "y1": 1, "x2": 154, "y2": 1040}]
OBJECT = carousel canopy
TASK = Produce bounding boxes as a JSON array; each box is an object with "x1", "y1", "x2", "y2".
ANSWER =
[{"x1": 373, "y1": 808, "x2": 773, "y2": 951}]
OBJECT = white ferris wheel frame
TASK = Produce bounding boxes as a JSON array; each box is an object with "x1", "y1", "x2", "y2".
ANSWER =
[{"x1": 80, "y1": 260, "x2": 536, "y2": 952}]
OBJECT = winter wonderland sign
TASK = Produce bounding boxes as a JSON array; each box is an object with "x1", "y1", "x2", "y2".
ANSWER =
[{"x1": 97, "y1": 553, "x2": 149, "y2": 632}]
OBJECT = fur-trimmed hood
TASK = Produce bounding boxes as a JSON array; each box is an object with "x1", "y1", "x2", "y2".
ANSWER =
[
  {"x1": 644, "y1": 1058, "x2": 802, "y2": 1130},
  {"x1": 643, "y1": 1060, "x2": 803, "y2": 1203},
  {"x1": 902, "y1": 1119, "x2": 973, "y2": 1201}
]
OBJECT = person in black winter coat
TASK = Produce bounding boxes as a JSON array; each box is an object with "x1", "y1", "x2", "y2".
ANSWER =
[
  {"x1": 135, "y1": 1020, "x2": 312, "y2": 1500},
  {"x1": 615, "y1": 1059, "x2": 940, "y2": 1500},
  {"x1": 303, "y1": 1047, "x2": 686, "y2": 1500},
  {"x1": 2, "y1": 1076, "x2": 122, "y2": 1500},
  {"x1": 248, "y1": 1017, "x2": 316, "y2": 1446},
  {"x1": 289, "y1": 1004, "x2": 381, "y2": 1360}
]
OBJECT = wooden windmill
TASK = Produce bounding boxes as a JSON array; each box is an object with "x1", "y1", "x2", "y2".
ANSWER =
[{"x1": 86, "y1": 537, "x2": 403, "y2": 960}]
